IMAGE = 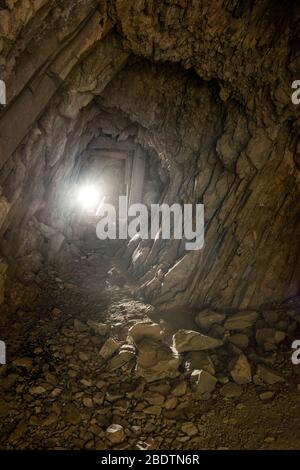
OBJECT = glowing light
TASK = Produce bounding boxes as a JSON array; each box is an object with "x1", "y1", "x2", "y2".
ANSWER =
[{"x1": 77, "y1": 185, "x2": 101, "y2": 211}]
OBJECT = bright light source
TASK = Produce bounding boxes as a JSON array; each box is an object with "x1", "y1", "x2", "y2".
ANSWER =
[{"x1": 77, "y1": 185, "x2": 101, "y2": 211}]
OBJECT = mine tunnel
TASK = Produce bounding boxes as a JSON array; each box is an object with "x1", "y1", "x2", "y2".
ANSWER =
[{"x1": 0, "y1": 0, "x2": 300, "y2": 453}]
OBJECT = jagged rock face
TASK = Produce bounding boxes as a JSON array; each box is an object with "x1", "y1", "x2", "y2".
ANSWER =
[{"x1": 0, "y1": 1, "x2": 299, "y2": 311}]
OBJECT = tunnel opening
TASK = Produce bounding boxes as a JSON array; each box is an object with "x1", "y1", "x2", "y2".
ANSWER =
[{"x1": 67, "y1": 130, "x2": 167, "y2": 262}]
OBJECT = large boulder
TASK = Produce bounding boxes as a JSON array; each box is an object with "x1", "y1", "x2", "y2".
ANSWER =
[
  {"x1": 105, "y1": 424, "x2": 125, "y2": 445},
  {"x1": 194, "y1": 309, "x2": 225, "y2": 332},
  {"x1": 173, "y1": 329, "x2": 223, "y2": 353},
  {"x1": 184, "y1": 351, "x2": 215, "y2": 375},
  {"x1": 256, "y1": 365, "x2": 285, "y2": 385},
  {"x1": 129, "y1": 321, "x2": 166, "y2": 344},
  {"x1": 224, "y1": 311, "x2": 259, "y2": 330},
  {"x1": 229, "y1": 334, "x2": 249, "y2": 350},
  {"x1": 229, "y1": 355, "x2": 252, "y2": 384},
  {"x1": 99, "y1": 338, "x2": 121, "y2": 360},
  {"x1": 220, "y1": 382, "x2": 243, "y2": 398},
  {"x1": 135, "y1": 338, "x2": 181, "y2": 382},
  {"x1": 256, "y1": 328, "x2": 286, "y2": 348},
  {"x1": 190, "y1": 369, "x2": 217, "y2": 396},
  {"x1": 107, "y1": 344, "x2": 136, "y2": 371}
]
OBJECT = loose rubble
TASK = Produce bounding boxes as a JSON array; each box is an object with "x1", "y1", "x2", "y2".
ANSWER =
[{"x1": 0, "y1": 255, "x2": 299, "y2": 450}]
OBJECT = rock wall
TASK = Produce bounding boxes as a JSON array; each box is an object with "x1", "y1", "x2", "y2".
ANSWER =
[
  {"x1": 99, "y1": 59, "x2": 300, "y2": 309},
  {"x1": 0, "y1": 1, "x2": 299, "y2": 311}
]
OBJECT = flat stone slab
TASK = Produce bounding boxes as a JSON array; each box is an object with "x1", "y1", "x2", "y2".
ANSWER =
[{"x1": 173, "y1": 329, "x2": 223, "y2": 352}]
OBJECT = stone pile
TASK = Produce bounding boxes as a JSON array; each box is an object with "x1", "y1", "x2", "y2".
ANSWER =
[{"x1": 1, "y1": 263, "x2": 299, "y2": 450}]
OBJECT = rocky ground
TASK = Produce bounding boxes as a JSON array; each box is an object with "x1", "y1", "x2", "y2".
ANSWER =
[{"x1": 1, "y1": 247, "x2": 300, "y2": 450}]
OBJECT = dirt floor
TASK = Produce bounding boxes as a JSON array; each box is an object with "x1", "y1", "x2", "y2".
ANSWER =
[{"x1": 1, "y1": 246, "x2": 300, "y2": 450}]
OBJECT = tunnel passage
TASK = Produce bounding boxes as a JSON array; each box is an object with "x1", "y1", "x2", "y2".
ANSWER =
[
  {"x1": 0, "y1": 44, "x2": 300, "y2": 312},
  {"x1": 62, "y1": 132, "x2": 166, "y2": 258},
  {"x1": 0, "y1": 0, "x2": 300, "y2": 451}
]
